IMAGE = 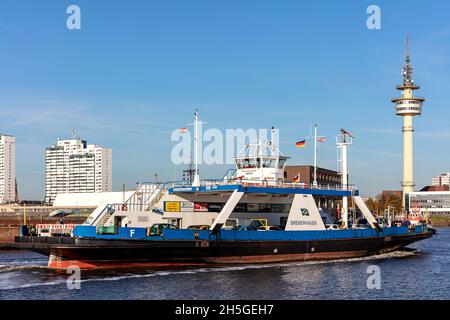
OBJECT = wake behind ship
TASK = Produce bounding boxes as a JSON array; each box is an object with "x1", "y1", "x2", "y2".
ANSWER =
[{"x1": 15, "y1": 115, "x2": 433, "y2": 269}]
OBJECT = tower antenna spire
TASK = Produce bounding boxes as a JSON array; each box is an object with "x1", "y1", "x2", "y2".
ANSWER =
[
  {"x1": 402, "y1": 33, "x2": 415, "y2": 87},
  {"x1": 406, "y1": 33, "x2": 410, "y2": 63}
]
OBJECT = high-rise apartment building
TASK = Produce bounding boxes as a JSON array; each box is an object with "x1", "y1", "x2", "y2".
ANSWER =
[
  {"x1": 0, "y1": 132, "x2": 16, "y2": 204},
  {"x1": 432, "y1": 173, "x2": 450, "y2": 187},
  {"x1": 45, "y1": 134, "x2": 112, "y2": 204}
]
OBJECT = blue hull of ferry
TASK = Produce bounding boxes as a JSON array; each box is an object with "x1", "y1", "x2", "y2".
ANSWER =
[{"x1": 15, "y1": 225, "x2": 432, "y2": 269}]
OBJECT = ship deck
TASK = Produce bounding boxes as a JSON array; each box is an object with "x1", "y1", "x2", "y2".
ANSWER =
[
  {"x1": 66, "y1": 225, "x2": 428, "y2": 242},
  {"x1": 168, "y1": 182, "x2": 358, "y2": 197}
]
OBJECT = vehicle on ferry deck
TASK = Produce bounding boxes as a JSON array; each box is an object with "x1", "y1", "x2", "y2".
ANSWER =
[
  {"x1": 187, "y1": 225, "x2": 210, "y2": 231},
  {"x1": 148, "y1": 223, "x2": 178, "y2": 236}
]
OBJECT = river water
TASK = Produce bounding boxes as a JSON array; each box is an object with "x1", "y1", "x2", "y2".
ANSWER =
[{"x1": 0, "y1": 228, "x2": 449, "y2": 300}]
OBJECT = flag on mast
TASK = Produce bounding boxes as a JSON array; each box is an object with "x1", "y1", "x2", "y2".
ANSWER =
[
  {"x1": 179, "y1": 127, "x2": 188, "y2": 134},
  {"x1": 295, "y1": 140, "x2": 306, "y2": 148},
  {"x1": 317, "y1": 137, "x2": 326, "y2": 143}
]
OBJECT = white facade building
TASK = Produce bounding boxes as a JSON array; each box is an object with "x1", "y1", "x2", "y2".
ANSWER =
[
  {"x1": 45, "y1": 136, "x2": 112, "y2": 204},
  {"x1": 409, "y1": 191, "x2": 450, "y2": 215},
  {"x1": 431, "y1": 172, "x2": 450, "y2": 187},
  {"x1": 53, "y1": 191, "x2": 134, "y2": 207},
  {"x1": 0, "y1": 133, "x2": 16, "y2": 204}
]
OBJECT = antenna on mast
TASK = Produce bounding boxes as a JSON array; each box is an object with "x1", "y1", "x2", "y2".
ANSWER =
[
  {"x1": 268, "y1": 126, "x2": 279, "y2": 156},
  {"x1": 402, "y1": 33, "x2": 415, "y2": 87},
  {"x1": 406, "y1": 33, "x2": 410, "y2": 63}
]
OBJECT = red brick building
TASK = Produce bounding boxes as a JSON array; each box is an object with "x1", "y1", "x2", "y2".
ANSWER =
[
  {"x1": 382, "y1": 190, "x2": 403, "y2": 200},
  {"x1": 284, "y1": 165, "x2": 341, "y2": 186}
]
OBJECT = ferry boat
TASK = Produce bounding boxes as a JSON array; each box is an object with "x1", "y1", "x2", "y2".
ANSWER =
[{"x1": 15, "y1": 114, "x2": 433, "y2": 269}]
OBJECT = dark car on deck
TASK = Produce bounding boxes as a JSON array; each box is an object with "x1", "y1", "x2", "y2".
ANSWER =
[
  {"x1": 148, "y1": 223, "x2": 178, "y2": 236},
  {"x1": 187, "y1": 225, "x2": 210, "y2": 230}
]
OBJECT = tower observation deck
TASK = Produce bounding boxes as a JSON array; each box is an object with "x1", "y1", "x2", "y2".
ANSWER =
[{"x1": 391, "y1": 35, "x2": 425, "y2": 209}]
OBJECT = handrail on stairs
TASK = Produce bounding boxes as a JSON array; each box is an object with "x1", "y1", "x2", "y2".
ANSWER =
[
  {"x1": 143, "y1": 182, "x2": 167, "y2": 211},
  {"x1": 91, "y1": 183, "x2": 167, "y2": 227},
  {"x1": 89, "y1": 203, "x2": 113, "y2": 227}
]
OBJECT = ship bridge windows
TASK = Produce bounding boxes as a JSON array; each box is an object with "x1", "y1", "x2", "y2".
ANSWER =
[
  {"x1": 262, "y1": 158, "x2": 276, "y2": 168},
  {"x1": 236, "y1": 158, "x2": 257, "y2": 169},
  {"x1": 236, "y1": 157, "x2": 282, "y2": 169}
]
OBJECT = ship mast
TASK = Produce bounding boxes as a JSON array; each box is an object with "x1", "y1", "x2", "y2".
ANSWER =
[
  {"x1": 306, "y1": 124, "x2": 325, "y2": 187},
  {"x1": 336, "y1": 129, "x2": 354, "y2": 229},
  {"x1": 192, "y1": 109, "x2": 201, "y2": 187},
  {"x1": 314, "y1": 125, "x2": 318, "y2": 187}
]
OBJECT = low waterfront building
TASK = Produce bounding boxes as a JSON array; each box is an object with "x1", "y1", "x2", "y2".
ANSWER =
[
  {"x1": 0, "y1": 133, "x2": 16, "y2": 204},
  {"x1": 53, "y1": 191, "x2": 134, "y2": 207},
  {"x1": 409, "y1": 191, "x2": 450, "y2": 215},
  {"x1": 45, "y1": 133, "x2": 112, "y2": 204},
  {"x1": 0, "y1": 203, "x2": 95, "y2": 217},
  {"x1": 284, "y1": 165, "x2": 341, "y2": 186},
  {"x1": 0, "y1": 203, "x2": 53, "y2": 216},
  {"x1": 420, "y1": 185, "x2": 449, "y2": 192},
  {"x1": 0, "y1": 203, "x2": 91, "y2": 243},
  {"x1": 382, "y1": 190, "x2": 403, "y2": 200}
]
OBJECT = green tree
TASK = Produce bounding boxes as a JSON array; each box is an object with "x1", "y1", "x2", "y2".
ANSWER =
[
  {"x1": 381, "y1": 194, "x2": 403, "y2": 215},
  {"x1": 365, "y1": 197, "x2": 381, "y2": 214}
]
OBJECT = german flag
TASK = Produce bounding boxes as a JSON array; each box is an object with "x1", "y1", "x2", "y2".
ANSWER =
[{"x1": 295, "y1": 140, "x2": 306, "y2": 148}]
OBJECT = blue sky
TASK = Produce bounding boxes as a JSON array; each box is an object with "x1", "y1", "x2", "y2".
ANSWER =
[{"x1": 1, "y1": 0, "x2": 450, "y2": 199}]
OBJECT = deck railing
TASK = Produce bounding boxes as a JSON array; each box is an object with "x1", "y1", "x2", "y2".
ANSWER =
[{"x1": 165, "y1": 179, "x2": 357, "y2": 192}]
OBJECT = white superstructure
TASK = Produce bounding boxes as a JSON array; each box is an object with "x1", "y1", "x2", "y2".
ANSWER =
[
  {"x1": 234, "y1": 127, "x2": 288, "y2": 183},
  {"x1": 81, "y1": 121, "x2": 379, "y2": 233},
  {"x1": 45, "y1": 133, "x2": 112, "y2": 204},
  {"x1": 0, "y1": 133, "x2": 16, "y2": 204}
]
